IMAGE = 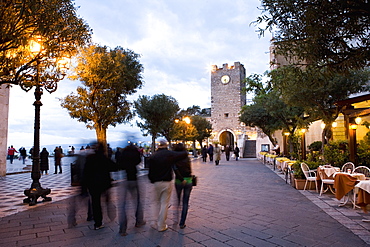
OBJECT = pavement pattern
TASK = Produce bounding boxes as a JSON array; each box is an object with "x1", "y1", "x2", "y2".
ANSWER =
[{"x1": 0, "y1": 156, "x2": 370, "y2": 246}]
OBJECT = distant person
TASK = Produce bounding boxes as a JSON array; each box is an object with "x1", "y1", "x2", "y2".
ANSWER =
[
  {"x1": 214, "y1": 144, "x2": 222, "y2": 165},
  {"x1": 207, "y1": 144, "x2": 214, "y2": 162},
  {"x1": 54, "y1": 146, "x2": 62, "y2": 174},
  {"x1": 7, "y1": 145, "x2": 18, "y2": 164},
  {"x1": 19, "y1": 147, "x2": 27, "y2": 164},
  {"x1": 224, "y1": 145, "x2": 231, "y2": 161},
  {"x1": 107, "y1": 144, "x2": 113, "y2": 159},
  {"x1": 80, "y1": 146, "x2": 85, "y2": 151},
  {"x1": 234, "y1": 145, "x2": 240, "y2": 161},
  {"x1": 148, "y1": 138, "x2": 187, "y2": 232},
  {"x1": 173, "y1": 143, "x2": 193, "y2": 229},
  {"x1": 40, "y1": 147, "x2": 49, "y2": 175},
  {"x1": 71, "y1": 146, "x2": 75, "y2": 155},
  {"x1": 117, "y1": 144, "x2": 146, "y2": 236},
  {"x1": 272, "y1": 144, "x2": 280, "y2": 155},
  {"x1": 201, "y1": 145, "x2": 208, "y2": 162},
  {"x1": 84, "y1": 142, "x2": 118, "y2": 230}
]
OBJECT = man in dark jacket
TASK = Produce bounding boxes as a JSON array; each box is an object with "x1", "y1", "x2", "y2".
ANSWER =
[
  {"x1": 117, "y1": 144, "x2": 146, "y2": 236},
  {"x1": 148, "y1": 138, "x2": 187, "y2": 232}
]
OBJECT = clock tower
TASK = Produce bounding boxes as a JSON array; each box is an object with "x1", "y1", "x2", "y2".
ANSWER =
[{"x1": 210, "y1": 62, "x2": 256, "y2": 157}]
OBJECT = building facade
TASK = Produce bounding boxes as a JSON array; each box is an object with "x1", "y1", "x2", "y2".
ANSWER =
[{"x1": 210, "y1": 62, "x2": 257, "y2": 157}]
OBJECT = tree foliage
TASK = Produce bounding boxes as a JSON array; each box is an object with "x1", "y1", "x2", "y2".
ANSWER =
[
  {"x1": 134, "y1": 94, "x2": 180, "y2": 153},
  {"x1": 0, "y1": 0, "x2": 91, "y2": 85},
  {"x1": 256, "y1": 0, "x2": 370, "y2": 73},
  {"x1": 60, "y1": 45, "x2": 143, "y2": 146},
  {"x1": 191, "y1": 115, "x2": 213, "y2": 146}
]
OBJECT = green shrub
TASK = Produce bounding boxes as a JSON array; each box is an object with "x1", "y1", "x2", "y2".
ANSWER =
[
  {"x1": 292, "y1": 160, "x2": 323, "y2": 179},
  {"x1": 323, "y1": 140, "x2": 349, "y2": 167},
  {"x1": 358, "y1": 140, "x2": 370, "y2": 167},
  {"x1": 308, "y1": 141, "x2": 322, "y2": 152}
]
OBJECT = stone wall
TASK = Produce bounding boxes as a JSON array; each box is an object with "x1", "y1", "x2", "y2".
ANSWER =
[{"x1": 0, "y1": 85, "x2": 10, "y2": 176}]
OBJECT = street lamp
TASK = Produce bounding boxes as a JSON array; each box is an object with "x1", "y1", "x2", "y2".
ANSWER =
[
  {"x1": 300, "y1": 129, "x2": 306, "y2": 160},
  {"x1": 20, "y1": 36, "x2": 70, "y2": 206}
]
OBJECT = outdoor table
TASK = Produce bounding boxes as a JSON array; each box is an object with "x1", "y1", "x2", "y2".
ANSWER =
[
  {"x1": 275, "y1": 157, "x2": 290, "y2": 170},
  {"x1": 333, "y1": 173, "x2": 359, "y2": 200},
  {"x1": 317, "y1": 166, "x2": 340, "y2": 180},
  {"x1": 355, "y1": 180, "x2": 370, "y2": 213}
]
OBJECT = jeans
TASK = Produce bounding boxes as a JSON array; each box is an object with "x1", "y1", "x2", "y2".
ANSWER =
[
  {"x1": 154, "y1": 181, "x2": 172, "y2": 230},
  {"x1": 119, "y1": 180, "x2": 144, "y2": 233},
  {"x1": 175, "y1": 182, "x2": 192, "y2": 226}
]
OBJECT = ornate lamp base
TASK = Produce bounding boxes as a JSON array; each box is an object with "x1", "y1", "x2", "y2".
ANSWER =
[{"x1": 24, "y1": 187, "x2": 52, "y2": 206}]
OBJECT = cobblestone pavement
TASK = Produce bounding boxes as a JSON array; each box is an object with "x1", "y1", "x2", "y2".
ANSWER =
[{"x1": 0, "y1": 156, "x2": 369, "y2": 246}]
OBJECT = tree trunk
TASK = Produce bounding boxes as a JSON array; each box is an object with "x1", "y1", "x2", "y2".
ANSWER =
[
  {"x1": 95, "y1": 124, "x2": 107, "y2": 152},
  {"x1": 151, "y1": 135, "x2": 156, "y2": 154}
]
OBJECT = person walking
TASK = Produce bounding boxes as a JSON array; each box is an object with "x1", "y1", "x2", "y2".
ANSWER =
[
  {"x1": 19, "y1": 147, "x2": 27, "y2": 164},
  {"x1": 201, "y1": 145, "x2": 208, "y2": 162},
  {"x1": 148, "y1": 138, "x2": 188, "y2": 232},
  {"x1": 40, "y1": 147, "x2": 49, "y2": 175},
  {"x1": 117, "y1": 143, "x2": 146, "y2": 236},
  {"x1": 7, "y1": 145, "x2": 18, "y2": 164},
  {"x1": 234, "y1": 145, "x2": 240, "y2": 161},
  {"x1": 214, "y1": 144, "x2": 222, "y2": 165},
  {"x1": 224, "y1": 145, "x2": 231, "y2": 161},
  {"x1": 173, "y1": 143, "x2": 193, "y2": 229},
  {"x1": 84, "y1": 142, "x2": 118, "y2": 230},
  {"x1": 207, "y1": 144, "x2": 214, "y2": 162},
  {"x1": 54, "y1": 146, "x2": 62, "y2": 174}
]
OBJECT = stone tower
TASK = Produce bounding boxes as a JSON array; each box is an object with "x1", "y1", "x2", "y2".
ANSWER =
[{"x1": 210, "y1": 62, "x2": 257, "y2": 157}]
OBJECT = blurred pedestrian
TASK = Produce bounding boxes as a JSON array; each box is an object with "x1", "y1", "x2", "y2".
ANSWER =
[
  {"x1": 117, "y1": 143, "x2": 146, "y2": 236},
  {"x1": 84, "y1": 142, "x2": 118, "y2": 230},
  {"x1": 107, "y1": 144, "x2": 113, "y2": 159},
  {"x1": 201, "y1": 145, "x2": 208, "y2": 162},
  {"x1": 173, "y1": 143, "x2": 193, "y2": 229},
  {"x1": 225, "y1": 145, "x2": 231, "y2": 161},
  {"x1": 54, "y1": 146, "x2": 62, "y2": 174},
  {"x1": 40, "y1": 148, "x2": 49, "y2": 175},
  {"x1": 67, "y1": 146, "x2": 94, "y2": 228},
  {"x1": 148, "y1": 138, "x2": 187, "y2": 232},
  {"x1": 207, "y1": 144, "x2": 214, "y2": 162},
  {"x1": 234, "y1": 145, "x2": 240, "y2": 161},
  {"x1": 214, "y1": 144, "x2": 222, "y2": 165},
  {"x1": 19, "y1": 147, "x2": 27, "y2": 164},
  {"x1": 7, "y1": 145, "x2": 18, "y2": 164}
]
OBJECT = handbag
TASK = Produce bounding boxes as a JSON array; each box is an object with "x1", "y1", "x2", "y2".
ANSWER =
[{"x1": 192, "y1": 175, "x2": 197, "y2": 186}]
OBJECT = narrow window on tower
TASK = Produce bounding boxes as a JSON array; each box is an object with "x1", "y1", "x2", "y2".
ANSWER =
[{"x1": 224, "y1": 113, "x2": 229, "y2": 118}]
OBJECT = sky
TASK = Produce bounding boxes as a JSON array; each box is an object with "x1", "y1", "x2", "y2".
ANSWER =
[{"x1": 7, "y1": 0, "x2": 272, "y2": 151}]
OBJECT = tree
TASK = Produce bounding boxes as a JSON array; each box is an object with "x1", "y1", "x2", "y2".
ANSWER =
[
  {"x1": 0, "y1": 0, "x2": 91, "y2": 85},
  {"x1": 134, "y1": 94, "x2": 180, "y2": 153},
  {"x1": 191, "y1": 115, "x2": 212, "y2": 147},
  {"x1": 256, "y1": 0, "x2": 370, "y2": 73},
  {"x1": 270, "y1": 66, "x2": 370, "y2": 145},
  {"x1": 60, "y1": 45, "x2": 144, "y2": 147}
]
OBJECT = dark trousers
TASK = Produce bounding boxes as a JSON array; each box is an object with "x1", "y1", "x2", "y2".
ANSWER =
[
  {"x1": 119, "y1": 180, "x2": 144, "y2": 233},
  {"x1": 226, "y1": 153, "x2": 230, "y2": 161},
  {"x1": 209, "y1": 154, "x2": 213, "y2": 161},
  {"x1": 175, "y1": 182, "x2": 192, "y2": 226}
]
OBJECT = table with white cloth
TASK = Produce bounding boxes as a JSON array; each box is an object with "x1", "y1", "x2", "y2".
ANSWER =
[
  {"x1": 317, "y1": 166, "x2": 340, "y2": 180},
  {"x1": 355, "y1": 180, "x2": 370, "y2": 213},
  {"x1": 333, "y1": 172, "x2": 367, "y2": 209}
]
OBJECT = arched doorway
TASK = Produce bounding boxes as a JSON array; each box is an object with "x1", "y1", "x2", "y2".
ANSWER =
[{"x1": 219, "y1": 131, "x2": 234, "y2": 149}]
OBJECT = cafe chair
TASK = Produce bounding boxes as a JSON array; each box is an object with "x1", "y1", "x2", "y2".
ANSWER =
[
  {"x1": 341, "y1": 162, "x2": 355, "y2": 173},
  {"x1": 301, "y1": 163, "x2": 318, "y2": 192},
  {"x1": 318, "y1": 169, "x2": 335, "y2": 196},
  {"x1": 353, "y1": 166, "x2": 370, "y2": 178}
]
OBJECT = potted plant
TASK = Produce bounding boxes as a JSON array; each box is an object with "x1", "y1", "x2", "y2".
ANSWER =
[{"x1": 291, "y1": 160, "x2": 322, "y2": 190}]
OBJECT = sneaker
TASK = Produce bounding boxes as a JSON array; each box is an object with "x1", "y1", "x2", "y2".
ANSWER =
[
  {"x1": 94, "y1": 225, "x2": 104, "y2": 230},
  {"x1": 158, "y1": 225, "x2": 168, "y2": 232},
  {"x1": 180, "y1": 224, "x2": 186, "y2": 229},
  {"x1": 135, "y1": 221, "x2": 146, "y2": 228}
]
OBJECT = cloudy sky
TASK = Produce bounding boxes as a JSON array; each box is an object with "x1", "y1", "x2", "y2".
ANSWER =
[{"x1": 7, "y1": 0, "x2": 271, "y2": 150}]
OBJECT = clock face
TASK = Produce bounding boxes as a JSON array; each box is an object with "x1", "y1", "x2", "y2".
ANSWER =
[{"x1": 221, "y1": 75, "x2": 230, "y2": 84}]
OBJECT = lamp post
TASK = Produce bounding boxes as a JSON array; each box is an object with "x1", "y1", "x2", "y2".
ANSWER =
[
  {"x1": 300, "y1": 129, "x2": 306, "y2": 160},
  {"x1": 283, "y1": 132, "x2": 290, "y2": 157},
  {"x1": 20, "y1": 37, "x2": 69, "y2": 206}
]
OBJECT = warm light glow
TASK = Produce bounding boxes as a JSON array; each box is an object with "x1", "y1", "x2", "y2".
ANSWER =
[
  {"x1": 332, "y1": 121, "x2": 337, "y2": 128},
  {"x1": 29, "y1": 36, "x2": 43, "y2": 54},
  {"x1": 301, "y1": 128, "x2": 306, "y2": 134},
  {"x1": 355, "y1": 117, "x2": 362, "y2": 125},
  {"x1": 174, "y1": 119, "x2": 179, "y2": 123},
  {"x1": 183, "y1": 116, "x2": 191, "y2": 124},
  {"x1": 284, "y1": 132, "x2": 290, "y2": 136},
  {"x1": 350, "y1": 124, "x2": 358, "y2": 130},
  {"x1": 321, "y1": 123, "x2": 326, "y2": 129}
]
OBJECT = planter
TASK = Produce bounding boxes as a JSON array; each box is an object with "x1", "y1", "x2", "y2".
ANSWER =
[{"x1": 293, "y1": 178, "x2": 316, "y2": 190}]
